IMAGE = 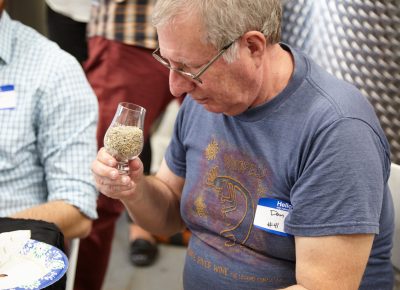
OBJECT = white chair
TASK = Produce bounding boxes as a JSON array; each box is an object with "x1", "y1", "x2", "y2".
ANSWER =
[
  {"x1": 150, "y1": 100, "x2": 180, "y2": 173},
  {"x1": 389, "y1": 163, "x2": 400, "y2": 270},
  {"x1": 65, "y1": 238, "x2": 80, "y2": 290}
]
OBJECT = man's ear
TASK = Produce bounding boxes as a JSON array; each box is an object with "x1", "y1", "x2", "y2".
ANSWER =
[{"x1": 241, "y1": 31, "x2": 266, "y2": 66}]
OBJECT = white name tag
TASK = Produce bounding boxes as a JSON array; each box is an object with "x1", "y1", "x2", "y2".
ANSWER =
[
  {"x1": 253, "y1": 198, "x2": 292, "y2": 237},
  {"x1": 0, "y1": 85, "x2": 16, "y2": 110}
]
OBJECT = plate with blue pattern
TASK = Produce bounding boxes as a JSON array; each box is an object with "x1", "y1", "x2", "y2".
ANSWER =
[{"x1": 0, "y1": 239, "x2": 68, "y2": 290}]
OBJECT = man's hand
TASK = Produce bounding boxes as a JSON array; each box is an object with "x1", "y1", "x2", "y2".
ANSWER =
[
  {"x1": 93, "y1": 149, "x2": 186, "y2": 236},
  {"x1": 92, "y1": 147, "x2": 145, "y2": 202}
]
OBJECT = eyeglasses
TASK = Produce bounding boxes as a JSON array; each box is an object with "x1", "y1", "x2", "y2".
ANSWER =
[{"x1": 152, "y1": 41, "x2": 235, "y2": 84}]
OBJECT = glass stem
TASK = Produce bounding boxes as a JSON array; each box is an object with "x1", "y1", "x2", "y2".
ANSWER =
[{"x1": 116, "y1": 162, "x2": 129, "y2": 175}]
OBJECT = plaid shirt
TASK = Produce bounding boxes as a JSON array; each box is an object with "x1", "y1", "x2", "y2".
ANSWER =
[
  {"x1": 0, "y1": 12, "x2": 99, "y2": 219},
  {"x1": 88, "y1": 0, "x2": 158, "y2": 49}
]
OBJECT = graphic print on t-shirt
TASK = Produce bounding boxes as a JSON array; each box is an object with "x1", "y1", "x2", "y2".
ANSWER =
[
  {"x1": 202, "y1": 136, "x2": 270, "y2": 245},
  {"x1": 183, "y1": 135, "x2": 283, "y2": 253},
  {"x1": 181, "y1": 135, "x2": 295, "y2": 288}
]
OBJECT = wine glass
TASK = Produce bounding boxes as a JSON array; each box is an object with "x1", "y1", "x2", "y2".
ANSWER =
[{"x1": 104, "y1": 102, "x2": 146, "y2": 175}]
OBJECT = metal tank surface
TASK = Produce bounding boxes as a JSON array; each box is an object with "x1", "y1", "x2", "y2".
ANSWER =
[{"x1": 281, "y1": 0, "x2": 400, "y2": 164}]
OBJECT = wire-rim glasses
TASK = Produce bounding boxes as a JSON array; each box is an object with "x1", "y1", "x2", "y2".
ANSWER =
[{"x1": 152, "y1": 41, "x2": 235, "y2": 84}]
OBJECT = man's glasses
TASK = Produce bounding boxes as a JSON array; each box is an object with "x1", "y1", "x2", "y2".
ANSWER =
[{"x1": 152, "y1": 41, "x2": 235, "y2": 84}]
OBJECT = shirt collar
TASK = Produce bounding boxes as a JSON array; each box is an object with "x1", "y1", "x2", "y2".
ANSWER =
[{"x1": 0, "y1": 11, "x2": 14, "y2": 65}]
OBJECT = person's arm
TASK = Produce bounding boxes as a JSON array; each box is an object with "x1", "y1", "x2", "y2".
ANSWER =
[
  {"x1": 10, "y1": 201, "x2": 92, "y2": 239},
  {"x1": 123, "y1": 158, "x2": 185, "y2": 235},
  {"x1": 281, "y1": 234, "x2": 374, "y2": 290},
  {"x1": 31, "y1": 50, "x2": 99, "y2": 240},
  {"x1": 280, "y1": 117, "x2": 388, "y2": 289},
  {"x1": 93, "y1": 148, "x2": 185, "y2": 236}
]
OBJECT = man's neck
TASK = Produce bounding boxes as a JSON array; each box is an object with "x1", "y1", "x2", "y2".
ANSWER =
[{"x1": 262, "y1": 44, "x2": 294, "y2": 103}]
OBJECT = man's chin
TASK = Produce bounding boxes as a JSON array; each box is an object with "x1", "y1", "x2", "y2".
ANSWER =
[
  {"x1": 202, "y1": 103, "x2": 226, "y2": 115},
  {"x1": 203, "y1": 103, "x2": 245, "y2": 116},
  {"x1": 195, "y1": 99, "x2": 234, "y2": 115}
]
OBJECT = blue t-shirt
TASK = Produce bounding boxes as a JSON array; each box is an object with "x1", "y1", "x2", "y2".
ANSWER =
[{"x1": 165, "y1": 44, "x2": 394, "y2": 290}]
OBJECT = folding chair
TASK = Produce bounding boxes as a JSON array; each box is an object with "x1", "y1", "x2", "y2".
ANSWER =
[
  {"x1": 65, "y1": 238, "x2": 80, "y2": 290},
  {"x1": 389, "y1": 163, "x2": 400, "y2": 271}
]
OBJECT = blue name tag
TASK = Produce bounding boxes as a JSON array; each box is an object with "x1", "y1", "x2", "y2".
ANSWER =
[
  {"x1": 253, "y1": 198, "x2": 292, "y2": 237},
  {"x1": 0, "y1": 84, "x2": 16, "y2": 110}
]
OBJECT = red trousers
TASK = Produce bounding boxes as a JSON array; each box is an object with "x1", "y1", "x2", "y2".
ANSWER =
[{"x1": 74, "y1": 36, "x2": 175, "y2": 290}]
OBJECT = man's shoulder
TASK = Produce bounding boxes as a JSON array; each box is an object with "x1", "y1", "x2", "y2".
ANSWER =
[
  {"x1": 294, "y1": 53, "x2": 373, "y2": 121},
  {"x1": 12, "y1": 21, "x2": 77, "y2": 71}
]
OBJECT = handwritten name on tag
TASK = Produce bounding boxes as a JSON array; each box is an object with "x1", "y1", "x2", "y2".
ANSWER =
[
  {"x1": 0, "y1": 85, "x2": 16, "y2": 110},
  {"x1": 253, "y1": 198, "x2": 292, "y2": 237}
]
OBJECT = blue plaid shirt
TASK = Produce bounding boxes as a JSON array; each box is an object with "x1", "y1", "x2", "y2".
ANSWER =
[{"x1": 0, "y1": 12, "x2": 99, "y2": 219}]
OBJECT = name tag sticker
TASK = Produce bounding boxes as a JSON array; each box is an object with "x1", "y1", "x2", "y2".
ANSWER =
[
  {"x1": 0, "y1": 85, "x2": 16, "y2": 110},
  {"x1": 253, "y1": 198, "x2": 292, "y2": 237}
]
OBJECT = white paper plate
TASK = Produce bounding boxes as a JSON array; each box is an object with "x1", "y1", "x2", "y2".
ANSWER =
[{"x1": 0, "y1": 239, "x2": 68, "y2": 289}]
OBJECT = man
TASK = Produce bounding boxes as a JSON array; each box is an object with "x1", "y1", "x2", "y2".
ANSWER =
[
  {"x1": 0, "y1": 2, "x2": 98, "y2": 240},
  {"x1": 92, "y1": 0, "x2": 394, "y2": 289}
]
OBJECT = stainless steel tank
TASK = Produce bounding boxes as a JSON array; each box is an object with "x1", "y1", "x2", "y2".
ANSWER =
[{"x1": 281, "y1": 0, "x2": 400, "y2": 164}]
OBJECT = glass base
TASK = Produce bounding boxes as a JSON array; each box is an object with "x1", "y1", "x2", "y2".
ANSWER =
[{"x1": 116, "y1": 162, "x2": 129, "y2": 175}]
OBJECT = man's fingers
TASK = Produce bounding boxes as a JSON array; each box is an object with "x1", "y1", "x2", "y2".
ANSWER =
[
  {"x1": 98, "y1": 147, "x2": 117, "y2": 167},
  {"x1": 92, "y1": 157, "x2": 119, "y2": 180},
  {"x1": 91, "y1": 147, "x2": 142, "y2": 201}
]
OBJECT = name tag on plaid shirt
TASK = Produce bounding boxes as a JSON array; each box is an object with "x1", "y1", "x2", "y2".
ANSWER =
[{"x1": 0, "y1": 85, "x2": 16, "y2": 110}]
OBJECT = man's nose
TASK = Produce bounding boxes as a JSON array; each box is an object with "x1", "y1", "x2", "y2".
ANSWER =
[{"x1": 169, "y1": 70, "x2": 196, "y2": 98}]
